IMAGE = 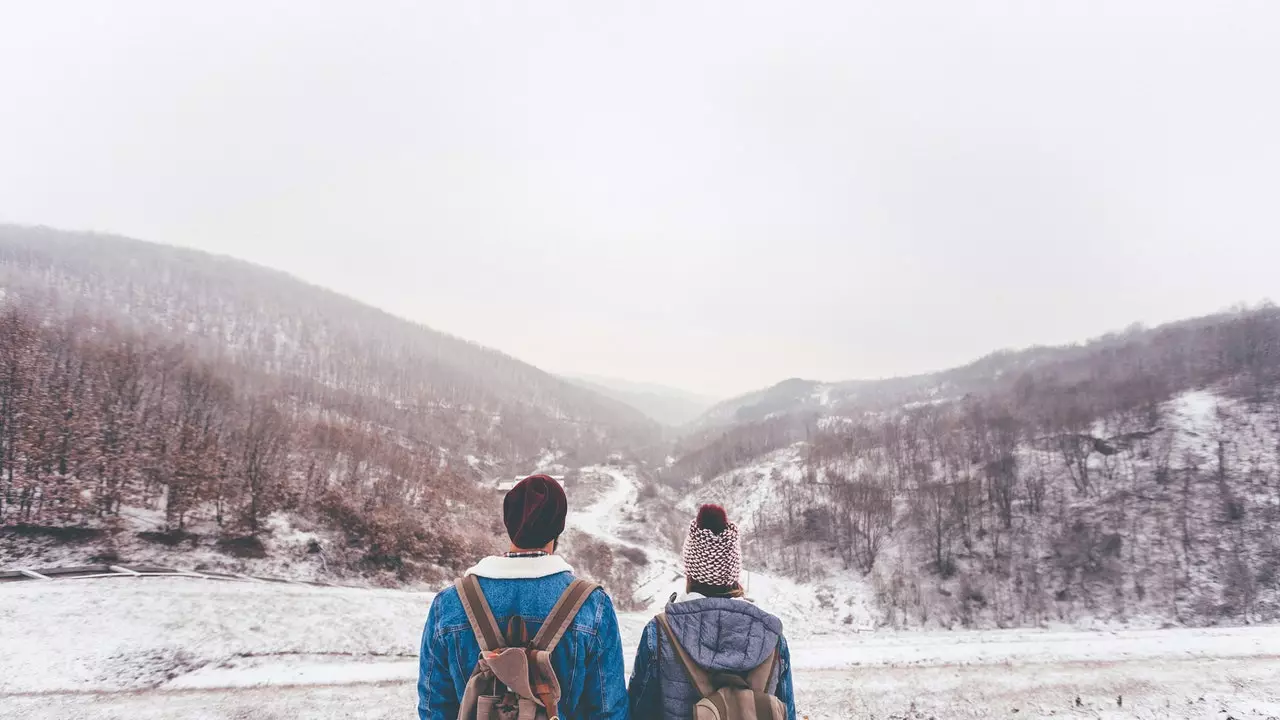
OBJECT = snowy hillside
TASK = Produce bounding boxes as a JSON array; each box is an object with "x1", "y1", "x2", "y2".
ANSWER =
[
  {"x1": 670, "y1": 384, "x2": 1280, "y2": 630},
  {"x1": 686, "y1": 310, "x2": 1274, "y2": 434},
  {"x1": 666, "y1": 306, "x2": 1280, "y2": 629},
  {"x1": 0, "y1": 224, "x2": 660, "y2": 459},
  {"x1": 0, "y1": 224, "x2": 663, "y2": 585},
  {"x1": 0, "y1": 510, "x2": 372, "y2": 586}
]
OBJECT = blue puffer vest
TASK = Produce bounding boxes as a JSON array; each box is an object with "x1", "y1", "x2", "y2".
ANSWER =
[{"x1": 628, "y1": 596, "x2": 797, "y2": 720}]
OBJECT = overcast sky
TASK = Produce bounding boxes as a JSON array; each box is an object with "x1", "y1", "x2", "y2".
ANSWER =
[{"x1": 2, "y1": 2, "x2": 1277, "y2": 397}]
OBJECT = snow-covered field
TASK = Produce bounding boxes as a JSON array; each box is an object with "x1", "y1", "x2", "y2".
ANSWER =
[{"x1": 4, "y1": 577, "x2": 1280, "y2": 718}]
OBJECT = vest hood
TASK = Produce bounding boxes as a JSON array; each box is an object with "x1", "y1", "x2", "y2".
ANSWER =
[{"x1": 663, "y1": 596, "x2": 782, "y2": 672}]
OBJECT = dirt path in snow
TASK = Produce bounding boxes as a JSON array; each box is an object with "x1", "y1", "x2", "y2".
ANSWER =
[
  {"x1": 568, "y1": 465, "x2": 688, "y2": 609},
  {"x1": 568, "y1": 465, "x2": 644, "y2": 550}
]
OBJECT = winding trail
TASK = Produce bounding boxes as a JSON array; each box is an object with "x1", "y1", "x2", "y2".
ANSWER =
[
  {"x1": 568, "y1": 465, "x2": 687, "y2": 609},
  {"x1": 568, "y1": 465, "x2": 644, "y2": 550}
]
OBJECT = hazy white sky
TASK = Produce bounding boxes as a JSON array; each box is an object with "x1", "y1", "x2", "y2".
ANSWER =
[{"x1": 2, "y1": 2, "x2": 1277, "y2": 396}]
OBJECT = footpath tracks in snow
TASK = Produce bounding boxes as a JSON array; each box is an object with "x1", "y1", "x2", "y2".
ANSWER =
[{"x1": 569, "y1": 465, "x2": 646, "y2": 550}]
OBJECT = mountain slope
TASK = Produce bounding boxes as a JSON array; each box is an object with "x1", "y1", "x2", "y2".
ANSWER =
[
  {"x1": 0, "y1": 224, "x2": 660, "y2": 583},
  {"x1": 0, "y1": 224, "x2": 660, "y2": 461},
  {"x1": 692, "y1": 378, "x2": 827, "y2": 428},
  {"x1": 666, "y1": 305, "x2": 1280, "y2": 628},
  {"x1": 690, "y1": 312, "x2": 1271, "y2": 433},
  {"x1": 563, "y1": 374, "x2": 716, "y2": 427}
]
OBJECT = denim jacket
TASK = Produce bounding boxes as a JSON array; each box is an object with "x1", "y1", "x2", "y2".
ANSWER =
[
  {"x1": 627, "y1": 593, "x2": 797, "y2": 720},
  {"x1": 418, "y1": 555, "x2": 629, "y2": 720}
]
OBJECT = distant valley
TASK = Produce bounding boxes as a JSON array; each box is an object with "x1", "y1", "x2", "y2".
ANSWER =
[{"x1": 4, "y1": 223, "x2": 1280, "y2": 632}]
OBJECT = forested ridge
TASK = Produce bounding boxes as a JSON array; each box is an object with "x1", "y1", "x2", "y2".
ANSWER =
[
  {"x1": 0, "y1": 225, "x2": 659, "y2": 581},
  {"x1": 668, "y1": 305, "x2": 1280, "y2": 627}
]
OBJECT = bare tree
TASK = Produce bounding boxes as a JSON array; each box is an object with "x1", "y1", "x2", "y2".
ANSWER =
[{"x1": 238, "y1": 397, "x2": 291, "y2": 533}]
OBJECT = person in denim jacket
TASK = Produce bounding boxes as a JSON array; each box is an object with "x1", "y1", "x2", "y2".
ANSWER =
[
  {"x1": 628, "y1": 505, "x2": 797, "y2": 720},
  {"x1": 418, "y1": 475, "x2": 629, "y2": 720}
]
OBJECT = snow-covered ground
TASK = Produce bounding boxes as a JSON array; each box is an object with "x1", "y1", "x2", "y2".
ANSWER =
[
  {"x1": 0, "y1": 578, "x2": 428, "y2": 696},
  {"x1": 7, "y1": 462, "x2": 1280, "y2": 718},
  {"x1": 0, "y1": 507, "x2": 374, "y2": 586},
  {"x1": 4, "y1": 577, "x2": 1280, "y2": 718}
]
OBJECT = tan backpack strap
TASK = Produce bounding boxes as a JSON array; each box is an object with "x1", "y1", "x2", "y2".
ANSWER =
[
  {"x1": 531, "y1": 579, "x2": 598, "y2": 652},
  {"x1": 455, "y1": 575, "x2": 505, "y2": 652},
  {"x1": 746, "y1": 647, "x2": 779, "y2": 693},
  {"x1": 656, "y1": 613, "x2": 713, "y2": 697},
  {"x1": 709, "y1": 692, "x2": 731, "y2": 718},
  {"x1": 754, "y1": 690, "x2": 778, "y2": 719}
]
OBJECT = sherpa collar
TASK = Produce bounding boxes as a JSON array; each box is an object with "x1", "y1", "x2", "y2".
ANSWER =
[
  {"x1": 671, "y1": 591, "x2": 752, "y2": 604},
  {"x1": 465, "y1": 554, "x2": 575, "y2": 579}
]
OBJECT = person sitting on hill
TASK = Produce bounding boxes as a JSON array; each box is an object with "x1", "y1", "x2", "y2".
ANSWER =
[
  {"x1": 627, "y1": 504, "x2": 797, "y2": 720},
  {"x1": 417, "y1": 474, "x2": 629, "y2": 720}
]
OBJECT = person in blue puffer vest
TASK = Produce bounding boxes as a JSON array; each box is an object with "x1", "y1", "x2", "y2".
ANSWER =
[
  {"x1": 418, "y1": 475, "x2": 629, "y2": 720},
  {"x1": 628, "y1": 504, "x2": 798, "y2": 720}
]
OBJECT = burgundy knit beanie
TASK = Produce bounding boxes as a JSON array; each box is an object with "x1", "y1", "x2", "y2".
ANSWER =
[
  {"x1": 682, "y1": 504, "x2": 742, "y2": 587},
  {"x1": 503, "y1": 475, "x2": 567, "y2": 550}
]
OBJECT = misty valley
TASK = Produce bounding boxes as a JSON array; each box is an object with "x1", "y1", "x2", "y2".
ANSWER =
[{"x1": 2, "y1": 226, "x2": 1280, "y2": 718}]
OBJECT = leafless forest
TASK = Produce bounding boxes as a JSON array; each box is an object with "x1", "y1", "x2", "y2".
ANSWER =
[
  {"x1": 0, "y1": 225, "x2": 659, "y2": 582},
  {"x1": 664, "y1": 306, "x2": 1280, "y2": 626}
]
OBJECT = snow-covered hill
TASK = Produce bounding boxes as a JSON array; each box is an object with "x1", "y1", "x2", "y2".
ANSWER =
[
  {"x1": 0, "y1": 224, "x2": 661, "y2": 585},
  {"x1": 0, "y1": 224, "x2": 660, "y2": 460},
  {"x1": 666, "y1": 305, "x2": 1280, "y2": 630},
  {"x1": 686, "y1": 308, "x2": 1277, "y2": 435},
  {"x1": 670, "y1": 384, "x2": 1280, "y2": 630}
]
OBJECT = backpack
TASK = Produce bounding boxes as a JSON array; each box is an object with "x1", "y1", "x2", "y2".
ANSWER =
[
  {"x1": 656, "y1": 613, "x2": 786, "y2": 720},
  {"x1": 455, "y1": 575, "x2": 599, "y2": 720}
]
